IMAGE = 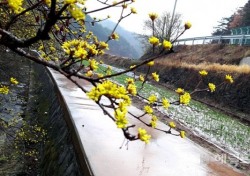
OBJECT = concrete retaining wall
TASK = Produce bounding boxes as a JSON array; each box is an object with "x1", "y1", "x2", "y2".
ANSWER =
[{"x1": 31, "y1": 63, "x2": 84, "y2": 176}]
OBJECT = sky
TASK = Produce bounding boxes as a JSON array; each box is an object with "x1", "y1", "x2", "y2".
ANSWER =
[{"x1": 85, "y1": 0, "x2": 248, "y2": 38}]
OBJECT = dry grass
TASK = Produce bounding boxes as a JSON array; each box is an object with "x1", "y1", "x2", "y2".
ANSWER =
[
  {"x1": 157, "y1": 60, "x2": 250, "y2": 74},
  {"x1": 155, "y1": 45, "x2": 250, "y2": 71}
]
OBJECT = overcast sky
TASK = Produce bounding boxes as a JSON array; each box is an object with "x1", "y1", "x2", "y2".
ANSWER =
[{"x1": 86, "y1": 0, "x2": 248, "y2": 38}]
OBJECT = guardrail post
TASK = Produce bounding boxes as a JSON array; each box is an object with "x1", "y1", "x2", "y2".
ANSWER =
[
  {"x1": 218, "y1": 36, "x2": 222, "y2": 44},
  {"x1": 240, "y1": 35, "x2": 245, "y2": 46},
  {"x1": 202, "y1": 37, "x2": 206, "y2": 44}
]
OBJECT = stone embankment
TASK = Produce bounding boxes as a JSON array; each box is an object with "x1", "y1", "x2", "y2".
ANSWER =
[{"x1": 0, "y1": 48, "x2": 83, "y2": 175}]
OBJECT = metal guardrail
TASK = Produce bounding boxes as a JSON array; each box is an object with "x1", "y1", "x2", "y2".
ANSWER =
[{"x1": 175, "y1": 34, "x2": 250, "y2": 45}]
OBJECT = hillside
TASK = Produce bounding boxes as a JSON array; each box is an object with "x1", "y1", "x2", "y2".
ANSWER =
[
  {"x1": 100, "y1": 20, "x2": 144, "y2": 57},
  {"x1": 85, "y1": 16, "x2": 141, "y2": 59},
  {"x1": 98, "y1": 44, "x2": 250, "y2": 122}
]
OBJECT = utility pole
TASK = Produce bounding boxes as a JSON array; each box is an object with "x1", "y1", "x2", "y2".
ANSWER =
[{"x1": 167, "y1": 0, "x2": 178, "y2": 41}]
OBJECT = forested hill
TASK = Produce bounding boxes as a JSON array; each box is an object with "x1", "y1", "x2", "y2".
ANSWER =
[{"x1": 85, "y1": 15, "x2": 141, "y2": 59}]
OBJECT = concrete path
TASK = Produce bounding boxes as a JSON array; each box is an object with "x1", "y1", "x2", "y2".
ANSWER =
[{"x1": 48, "y1": 68, "x2": 245, "y2": 176}]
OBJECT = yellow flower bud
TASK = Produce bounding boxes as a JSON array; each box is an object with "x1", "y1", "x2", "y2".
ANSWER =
[
  {"x1": 199, "y1": 70, "x2": 208, "y2": 76},
  {"x1": 149, "y1": 12, "x2": 158, "y2": 21},
  {"x1": 147, "y1": 61, "x2": 154, "y2": 66},
  {"x1": 163, "y1": 40, "x2": 172, "y2": 50},
  {"x1": 169, "y1": 122, "x2": 176, "y2": 128},
  {"x1": 180, "y1": 131, "x2": 186, "y2": 138},
  {"x1": 225, "y1": 74, "x2": 234, "y2": 84},
  {"x1": 208, "y1": 83, "x2": 216, "y2": 92},
  {"x1": 185, "y1": 21, "x2": 192, "y2": 29},
  {"x1": 131, "y1": 7, "x2": 137, "y2": 14}
]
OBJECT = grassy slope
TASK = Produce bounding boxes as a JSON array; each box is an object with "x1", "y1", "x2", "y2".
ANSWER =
[
  {"x1": 95, "y1": 45, "x2": 250, "y2": 172},
  {"x1": 96, "y1": 62, "x2": 250, "y2": 168},
  {"x1": 98, "y1": 44, "x2": 250, "y2": 121}
]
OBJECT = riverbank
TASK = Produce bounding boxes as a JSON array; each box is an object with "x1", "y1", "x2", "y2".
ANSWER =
[
  {"x1": 0, "y1": 49, "x2": 83, "y2": 175},
  {"x1": 96, "y1": 49, "x2": 250, "y2": 174},
  {"x1": 0, "y1": 48, "x2": 41, "y2": 175},
  {"x1": 98, "y1": 44, "x2": 250, "y2": 122}
]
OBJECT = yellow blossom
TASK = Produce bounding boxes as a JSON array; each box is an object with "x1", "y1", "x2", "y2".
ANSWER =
[
  {"x1": 49, "y1": 46, "x2": 56, "y2": 52},
  {"x1": 148, "y1": 36, "x2": 160, "y2": 46},
  {"x1": 118, "y1": 101, "x2": 128, "y2": 112},
  {"x1": 86, "y1": 87, "x2": 100, "y2": 102},
  {"x1": 147, "y1": 61, "x2": 154, "y2": 66},
  {"x1": 87, "y1": 80, "x2": 131, "y2": 106},
  {"x1": 122, "y1": 4, "x2": 128, "y2": 9},
  {"x1": 127, "y1": 84, "x2": 137, "y2": 95},
  {"x1": 68, "y1": 4, "x2": 85, "y2": 21},
  {"x1": 44, "y1": 0, "x2": 51, "y2": 6},
  {"x1": 64, "y1": 0, "x2": 77, "y2": 4},
  {"x1": 111, "y1": 33, "x2": 119, "y2": 40},
  {"x1": 169, "y1": 122, "x2": 176, "y2": 128},
  {"x1": 10, "y1": 77, "x2": 18, "y2": 85},
  {"x1": 149, "y1": 12, "x2": 158, "y2": 21},
  {"x1": 138, "y1": 128, "x2": 151, "y2": 144},
  {"x1": 38, "y1": 45, "x2": 44, "y2": 51},
  {"x1": 86, "y1": 70, "x2": 93, "y2": 77},
  {"x1": 225, "y1": 74, "x2": 234, "y2": 83},
  {"x1": 126, "y1": 78, "x2": 134, "y2": 84},
  {"x1": 208, "y1": 83, "x2": 216, "y2": 92},
  {"x1": 74, "y1": 47, "x2": 88, "y2": 59},
  {"x1": 175, "y1": 88, "x2": 184, "y2": 95},
  {"x1": 150, "y1": 115, "x2": 158, "y2": 128},
  {"x1": 88, "y1": 46, "x2": 98, "y2": 55},
  {"x1": 115, "y1": 108, "x2": 128, "y2": 128},
  {"x1": 54, "y1": 24, "x2": 60, "y2": 31},
  {"x1": 180, "y1": 131, "x2": 186, "y2": 138},
  {"x1": 199, "y1": 70, "x2": 208, "y2": 76},
  {"x1": 98, "y1": 50, "x2": 104, "y2": 55},
  {"x1": 184, "y1": 21, "x2": 192, "y2": 29},
  {"x1": 162, "y1": 40, "x2": 172, "y2": 50},
  {"x1": 99, "y1": 41, "x2": 109, "y2": 50},
  {"x1": 152, "y1": 72, "x2": 159, "y2": 82},
  {"x1": 148, "y1": 94, "x2": 157, "y2": 104},
  {"x1": 150, "y1": 120, "x2": 157, "y2": 128},
  {"x1": 144, "y1": 105, "x2": 153, "y2": 114},
  {"x1": 106, "y1": 66, "x2": 112, "y2": 75},
  {"x1": 62, "y1": 39, "x2": 80, "y2": 55},
  {"x1": 131, "y1": 7, "x2": 137, "y2": 14},
  {"x1": 7, "y1": 0, "x2": 24, "y2": 14},
  {"x1": 130, "y1": 65, "x2": 136, "y2": 69},
  {"x1": 0, "y1": 86, "x2": 9, "y2": 94},
  {"x1": 180, "y1": 92, "x2": 191, "y2": 105},
  {"x1": 139, "y1": 75, "x2": 145, "y2": 82},
  {"x1": 98, "y1": 73, "x2": 104, "y2": 78},
  {"x1": 162, "y1": 97, "x2": 170, "y2": 109},
  {"x1": 89, "y1": 59, "x2": 99, "y2": 70}
]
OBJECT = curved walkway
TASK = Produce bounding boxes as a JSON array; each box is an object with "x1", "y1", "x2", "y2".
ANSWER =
[{"x1": 48, "y1": 68, "x2": 245, "y2": 176}]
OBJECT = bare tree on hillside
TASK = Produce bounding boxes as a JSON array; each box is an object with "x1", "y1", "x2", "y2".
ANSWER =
[{"x1": 138, "y1": 12, "x2": 183, "y2": 54}]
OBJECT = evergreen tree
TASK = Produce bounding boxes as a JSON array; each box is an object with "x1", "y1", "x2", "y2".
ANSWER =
[
  {"x1": 212, "y1": 16, "x2": 233, "y2": 36},
  {"x1": 241, "y1": 0, "x2": 250, "y2": 26}
]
